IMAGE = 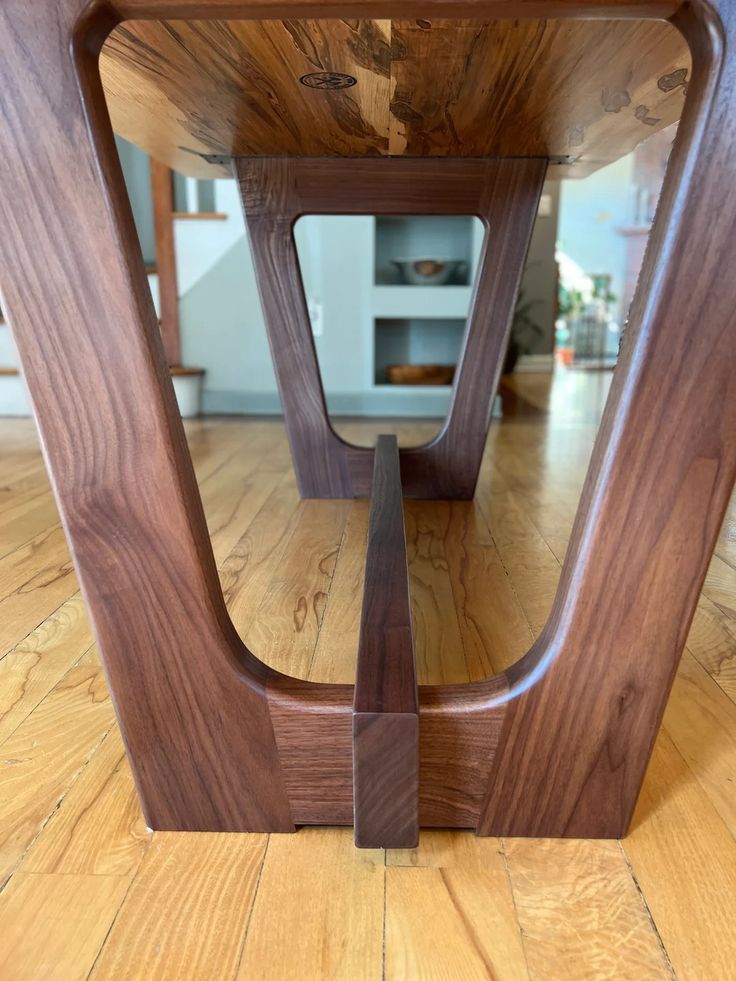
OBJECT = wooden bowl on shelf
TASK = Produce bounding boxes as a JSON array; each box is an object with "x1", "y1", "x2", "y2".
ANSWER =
[{"x1": 385, "y1": 364, "x2": 455, "y2": 386}]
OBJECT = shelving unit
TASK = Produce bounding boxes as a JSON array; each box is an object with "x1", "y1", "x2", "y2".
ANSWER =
[
  {"x1": 374, "y1": 216, "x2": 479, "y2": 285},
  {"x1": 374, "y1": 318, "x2": 465, "y2": 385},
  {"x1": 371, "y1": 216, "x2": 483, "y2": 405},
  {"x1": 293, "y1": 213, "x2": 486, "y2": 416}
]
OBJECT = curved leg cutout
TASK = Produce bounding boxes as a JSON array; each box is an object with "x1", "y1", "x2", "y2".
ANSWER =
[{"x1": 1, "y1": 0, "x2": 734, "y2": 843}]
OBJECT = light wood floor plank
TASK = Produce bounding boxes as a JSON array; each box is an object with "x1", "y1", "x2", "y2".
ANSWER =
[
  {"x1": 386, "y1": 830, "x2": 529, "y2": 980},
  {"x1": 243, "y1": 499, "x2": 349, "y2": 678},
  {"x1": 385, "y1": 863, "x2": 528, "y2": 980},
  {"x1": 624, "y1": 731, "x2": 736, "y2": 980},
  {"x1": 0, "y1": 489, "x2": 60, "y2": 560},
  {"x1": 309, "y1": 500, "x2": 370, "y2": 683},
  {"x1": 90, "y1": 832, "x2": 267, "y2": 981},
  {"x1": 20, "y1": 725, "x2": 150, "y2": 877},
  {"x1": 237, "y1": 829, "x2": 384, "y2": 981},
  {"x1": 703, "y1": 553, "x2": 736, "y2": 621},
  {"x1": 405, "y1": 501, "x2": 468, "y2": 684},
  {"x1": 475, "y1": 487, "x2": 560, "y2": 638},
  {"x1": 444, "y1": 501, "x2": 533, "y2": 676},
  {"x1": 0, "y1": 461, "x2": 52, "y2": 515},
  {"x1": 0, "y1": 649, "x2": 115, "y2": 887},
  {"x1": 0, "y1": 526, "x2": 79, "y2": 660},
  {"x1": 503, "y1": 838, "x2": 672, "y2": 981},
  {"x1": 0, "y1": 594, "x2": 92, "y2": 744},
  {"x1": 662, "y1": 650, "x2": 736, "y2": 838},
  {"x1": 219, "y1": 471, "x2": 303, "y2": 638},
  {"x1": 687, "y1": 594, "x2": 736, "y2": 702},
  {"x1": 0, "y1": 872, "x2": 131, "y2": 981},
  {"x1": 206, "y1": 463, "x2": 283, "y2": 566}
]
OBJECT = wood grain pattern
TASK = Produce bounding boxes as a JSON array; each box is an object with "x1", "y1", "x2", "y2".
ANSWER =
[
  {"x1": 243, "y1": 497, "x2": 347, "y2": 677},
  {"x1": 385, "y1": 834, "x2": 524, "y2": 980},
  {"x1": 385, "y1": 859, "x2": 527, "y2": 980},
  {"x1": 444, "y1": 501, "x2": 533, "y2": 677},
  {"x1": 353, "y1": 436, "x2": 418, "y2": 847},
  {"x1": 308, "y1": 500, "x2": 370, "y2": 683},
  {"x1": 0, "y1": 595, "x2": 92, "y2": 744},
  {"x1": 0, "y1": 650, "x2": 115, "y2": 887},
  {"x1": 237, "y1": 155, "x2": 545, "y2": 499},
  {"x1": 687, "y1": 594, "x2": 736, "y2": 702},
  {"x1": 236, "y1": 829, "x2": 384, "y2": 981},
  {"x1": 0, "y1": 0, "x2": 295, "y2": 834},
  {"x1": 504, "y1": 838, "x2": 671, "y2": 979},
  {"x1": 662, "y1": 650, "x2": 736, "y2": 837},
  {"x1": 478, "y1": 0, "x2": 736, "y2": 837},
  {"x1": 0, "y1": 872, "x2": 132, "y2": 981},
  {"x1": 101, "y1": 19, "x2": 391, "y2": 177},
  {"x1": 267, "y1": 675, "x2": 508, "y2": 828},
  {"x1": 21, "y1": 726, "x2": 150, "y2": 877},
  {"x1": 0, "y1": 484, "x2": 60, "y2": 560},
  {"x1": 624, "y1": 731, "x2": 736, "y2": 979},
  {"x1": 99, "y1": 18, "x2": 689, "y2": 180},
  {"x1": 2, "y1": 0, "x2": 735, "y2": 847},
  {"x1": 404, "y1": 502, "x2": 470, "y2": 685},
  {"x1": 0, "y1": 527, "x2": 78, "y2": 660},
  {"x1": 2, "y1": 390, "x2": 736, "y2": 976},
  {"x1": 389, "y1": 18, "x2": 689, "y2": 171},
  {"x1": 354, "y1": 439, "x2": 415, "y2": 715},
  {"x1": 90, "y1": 833, "x2": 268, "y2": 980}
]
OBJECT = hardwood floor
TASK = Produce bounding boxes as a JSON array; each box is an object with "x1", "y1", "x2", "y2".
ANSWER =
[{"x1": 0, "y1": 369, "x2": 735, "y2": 979}]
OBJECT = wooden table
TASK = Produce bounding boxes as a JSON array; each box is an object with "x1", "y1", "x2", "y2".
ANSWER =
[{"x1": 1, "y1": 0, "x2": 734, "y2": 849}]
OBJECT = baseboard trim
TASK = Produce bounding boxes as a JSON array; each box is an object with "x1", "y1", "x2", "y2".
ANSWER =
[{"x1": 201, "y1": 389, "x2": 454, "y2": 417}]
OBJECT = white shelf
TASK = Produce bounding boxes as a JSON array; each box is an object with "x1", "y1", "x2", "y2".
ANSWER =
[{"x1": 372, "y1": 285, "x2": 473, "y2": 320}]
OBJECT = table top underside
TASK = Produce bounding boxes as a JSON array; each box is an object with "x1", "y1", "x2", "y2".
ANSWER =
[{"x1": 100, "y1": 18, "x2": 691, "y2": 179}]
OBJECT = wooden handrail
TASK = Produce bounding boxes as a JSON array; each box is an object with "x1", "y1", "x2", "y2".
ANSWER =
[
  {"x1": 150, "y1": 159, "x2": 181, "y2": 367},
  {"x1": 353, "y1": 435, "x2": 418, "y2": 848}
]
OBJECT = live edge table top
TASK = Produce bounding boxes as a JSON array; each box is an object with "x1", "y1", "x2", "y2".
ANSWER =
[{"x1": 100, "y1": 17, "x2": 691, "y2": 179}]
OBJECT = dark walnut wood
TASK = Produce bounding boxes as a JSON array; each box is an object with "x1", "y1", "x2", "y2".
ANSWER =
[
  {"x1": 1, "y1": 0, "x2": 735, "y2": 846},
  {"x1": 0, "y1": 0, "x2": 296, "y2": 834},
  {"x1": 99, "y1": 18, "x2": 690, "y2": 181},
  {"x1": 237, "y1": 155, "x2": 546, "y2": 499},
  {"x1": 353, "y1": 436, "x2": 418, "y2": 848},
  {"x1": 478, "y1": 0, "x2": 736, "y2": 837}
]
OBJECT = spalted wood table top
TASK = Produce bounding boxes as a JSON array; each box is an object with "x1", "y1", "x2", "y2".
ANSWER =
[{"x1": 100, "y1": 18, "x2": 691, "y2": 179}]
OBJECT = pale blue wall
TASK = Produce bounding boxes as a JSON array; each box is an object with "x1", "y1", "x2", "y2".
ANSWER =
[
  {"x1": 115, "y1": 136, "x2": 155, "y2": 266},
  {"x1": 558, "y1": 156, "x2": 634, "y2": 322},
  {"x1": 178, "y1": 200, "x2": 562, "y2": 413},
  {"x1": 180, "y1": 236, "x2": 278, "y2": 413}
]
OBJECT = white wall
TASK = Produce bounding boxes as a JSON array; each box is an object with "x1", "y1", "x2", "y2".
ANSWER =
[{"x1": 180, "y1": 236, "x2": 279, "y2": 414}]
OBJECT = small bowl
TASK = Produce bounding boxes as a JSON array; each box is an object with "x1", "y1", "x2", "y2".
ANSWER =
[
  {"x1": 386, "y1": 364, "x2": 456, "y2": 386},
  {"x1": 391, "y1": 258, "x2": 468, "y2": 286}
]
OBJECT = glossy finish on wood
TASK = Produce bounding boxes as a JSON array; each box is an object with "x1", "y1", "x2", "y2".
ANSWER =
[
  {"x1": 4, "y1": 395, "x2": 736, "y2": 978},
  {"x1": 99, "y1": 18, "x2": 689, "y2": 180},
  {"x1": 479, "y1": 0, "x2": 736, "y2": 837},
  {"x1": 353, "y1": 436, "x2": 417, "y2": 847},
  {"x1": 237, "y1": 155, "x2": 546, "y2": 499},
  {"x1": 1, "y1": 0, "x2": 735, "y2": 846},
  {"x1": 0, "y1": 0, "x2": 294, "y2": 834},
  {"x1": 266, "y1": 675, "x2": 508, "y2": 829}
]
